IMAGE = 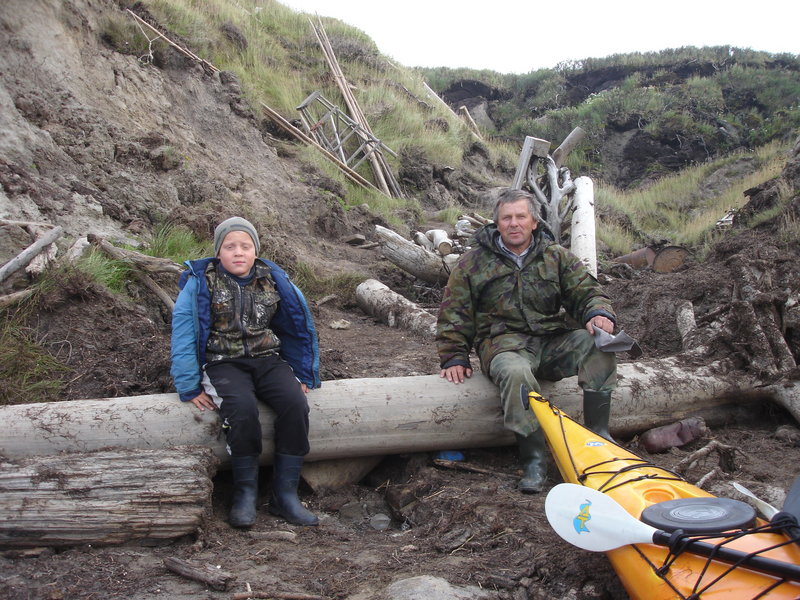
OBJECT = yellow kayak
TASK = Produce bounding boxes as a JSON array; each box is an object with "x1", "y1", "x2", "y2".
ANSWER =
[{"x1": 529, "y1": 391, "x2": 800, "y2": 599}]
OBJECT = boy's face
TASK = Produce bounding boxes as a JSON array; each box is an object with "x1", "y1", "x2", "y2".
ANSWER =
[{"x1": 217, "y1": 230, "x2": 256, "y2": 276}]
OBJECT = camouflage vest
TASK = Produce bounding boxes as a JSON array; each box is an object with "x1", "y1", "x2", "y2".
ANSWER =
[{"x1": 204, "y1": 261, "x2": 281, "y2": 362}]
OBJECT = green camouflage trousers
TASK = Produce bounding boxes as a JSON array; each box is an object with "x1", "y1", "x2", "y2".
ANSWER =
[{"x1": 489, "y1": 329, "x2": 617, "y2": 437}]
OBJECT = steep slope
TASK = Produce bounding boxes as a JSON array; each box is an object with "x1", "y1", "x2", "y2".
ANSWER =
[{"x1": 1, "y1": 3, "x2": 800, "y2": 599}]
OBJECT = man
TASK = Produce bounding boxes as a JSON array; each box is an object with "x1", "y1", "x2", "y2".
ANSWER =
[{"x1": 436, "y1": 188, "x2": 617, "y2": 493}]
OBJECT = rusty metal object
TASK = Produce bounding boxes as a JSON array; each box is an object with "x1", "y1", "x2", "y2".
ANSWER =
[
  {"x1": 652, "y1": 246, "x2": 690, "y2": 273},
  {"x1": 613, "y1": 245, "x2": 689, "y2": 273},
  {"x1": 613, "y1": 247, "x2": 656, "y2": 268}
]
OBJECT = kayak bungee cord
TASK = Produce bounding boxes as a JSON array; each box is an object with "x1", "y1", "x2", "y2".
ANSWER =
[
  {"x1": 534, "y1": 393, "x2": 800, "y2": 598},
  {"x1": 652, "y1": 522, "x2": 797, "y2": 598},
  {"x1": 548, "y1": 394, "x2": 683, "y2": 493}
]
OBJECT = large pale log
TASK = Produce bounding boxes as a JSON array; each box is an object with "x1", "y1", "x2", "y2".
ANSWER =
[
  {"x1": 0, "y1": 447, "x2": 217, "y2": 548},
  {"x1": 375, "y1": 225, "x2": 459, "y2": 285},
  {"x1": 1, "y1": 366, "x2": 792, "y2": 466},
  {"x1": 355, "y1": 278, "x2": 436, "y2": 336}
]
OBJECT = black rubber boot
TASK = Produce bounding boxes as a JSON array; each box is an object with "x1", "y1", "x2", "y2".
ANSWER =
[
  {"x1": 583, "y1": 390, "x2": 616, "y2": 443},
  {"x1": 229, "y1": 454, "x2": 260, "y2": 528},
  {"x1": 268, "y1": 453, "x2": 319, "y2": 526},
  {"x1": 515, "y1": 430, "x2": 548, "y2": 493}
]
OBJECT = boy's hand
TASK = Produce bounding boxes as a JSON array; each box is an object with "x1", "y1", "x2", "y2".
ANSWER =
[{"x1": 190, "y1": 391, "x2": 216, "y2": 411}]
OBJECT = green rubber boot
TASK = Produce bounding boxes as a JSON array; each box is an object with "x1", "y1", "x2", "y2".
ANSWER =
[
  {"x1": 229, "y1": 455, "x2": 259, "y2": 528},
  {"x1": 268, "y1": 453, "x2": 319, "y2": 526},
  {"x1": 583, "y1": 390, "x2": 616, "y2": 443},
  {"x1": 515, "y1": 430, "x2": 548, "y2": 493}
]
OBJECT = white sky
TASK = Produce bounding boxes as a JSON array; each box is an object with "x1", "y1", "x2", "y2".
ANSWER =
[{"x1": 280, "y1": 0, "x2": 798, "y2": 74}]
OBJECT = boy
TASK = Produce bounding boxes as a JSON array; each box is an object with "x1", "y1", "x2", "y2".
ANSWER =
[{"x1": 171, "y1": 217, "x2": 321, "y2": 527}]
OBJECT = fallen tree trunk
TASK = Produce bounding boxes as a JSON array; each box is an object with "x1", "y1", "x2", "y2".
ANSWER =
[
  {"x1": 0, "y1": 447, "x2": 217, "y2": 549},
  {"x1": 355, "y1": 278, "x2": 437, "y2": 336},
  {"x1": 1, "y1": 365, "x2": 793, "y2": 465},
  {"x1": 375, "y1": 225, "x2": 458, "y2": 285}
]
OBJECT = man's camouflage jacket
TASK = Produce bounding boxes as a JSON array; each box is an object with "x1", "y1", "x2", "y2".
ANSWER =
[{"x1": 436, "y1": 223, "x2": 616, "y2": 374}]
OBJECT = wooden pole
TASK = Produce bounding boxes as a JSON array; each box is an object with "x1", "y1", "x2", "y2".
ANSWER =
[
  {"x1": 570, "y1": 176, "x2": 597, "y2": 277},
  {"x1": 311, "y1": 17, "x2": 404, "y2": 198},
  {"x1": 260, "y1": 102, "x2": 378, "y2": 192}
]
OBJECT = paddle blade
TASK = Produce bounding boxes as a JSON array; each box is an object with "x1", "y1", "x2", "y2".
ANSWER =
[
  {"x1": 545, "y1": 483, "x2": 658, "y2": 552},
  {"x1": 732, "y1": 482, "x2": 778, "y2": 519}
]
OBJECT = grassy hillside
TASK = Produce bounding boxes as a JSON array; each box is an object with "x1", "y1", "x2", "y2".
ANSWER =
[
  {"x1": 422, "y1": 47, "x2": 800, "y2": 172},
  {"x1": 105, "y1": 0, "x2": 798, "y2": 253}
]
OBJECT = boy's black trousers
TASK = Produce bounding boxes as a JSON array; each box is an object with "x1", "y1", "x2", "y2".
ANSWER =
[{"x1": 203, "y1": 355, "x2": 310, "y2": 457}]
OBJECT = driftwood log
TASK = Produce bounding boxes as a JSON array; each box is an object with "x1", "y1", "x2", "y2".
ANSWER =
[
  {"x1": 0, "y1": 225, "x2": 63, "y2": 284},
  {"x1": 87, "y1": 234, "x2": 182, "y2": 274},
  {"x1": 355, "y1": 278, "x2": 437, "y2": 336},
  {"x1": 88, "y1": 234, "x2": 181, "y2": 310},
  {"x1": 163, "y1": 557, "x2": 235, "y2": 591},
  {"x1": 2, "y1": 368, "x2": 795, "y2": 467},
  {"x1": 0, "y1": 446, "x2": 217, "y2": 549},
  {"x1": 375, "y1": 225, "x2": 458, "y2": 285},
  {"x1": 426, "y1": 229, "x2": 453, "y2": 255}
]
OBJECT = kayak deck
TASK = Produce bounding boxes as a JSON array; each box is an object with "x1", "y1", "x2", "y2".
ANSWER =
[{"x1": 529, "y1": 393, "x2": 800, "y2": 599}]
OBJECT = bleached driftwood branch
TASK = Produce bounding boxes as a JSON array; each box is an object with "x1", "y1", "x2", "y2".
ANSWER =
[
  {"x1": 0, "y1": 225, "x2": 63, "y2": 284},
  {"x1": 87, "y1": 234, "x2": 181, "y2": 274},
  {"x1": 88, "y1": 234, "x2": 179, "y2": 310}
]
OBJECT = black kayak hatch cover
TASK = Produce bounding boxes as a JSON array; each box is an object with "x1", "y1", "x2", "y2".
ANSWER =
[{"x1": 641, "y1": 497, "x2": 757, "y2": 534}]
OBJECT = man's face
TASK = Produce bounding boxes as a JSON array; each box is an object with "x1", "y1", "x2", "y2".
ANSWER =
[
  {"x1": 496, "y1": 199, "x2": 538, "y2": 254},
  {"x1": 217, "y1": 230, "x2": 256, "y2": 276}
]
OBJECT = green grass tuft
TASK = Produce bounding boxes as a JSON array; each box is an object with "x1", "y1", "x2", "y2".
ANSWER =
[
  {"x1": 75, "y1": 249, "x2": 132, "y2": 295},
  {"x1": 144, "y1": 223, "x2": 212, "y2": 263},
  {"x1": 0, "y1": 315, "x2": 69, "y2": 405},
  {"x1": 290, "y1": 262, "x2": 368, "y2": 305}
]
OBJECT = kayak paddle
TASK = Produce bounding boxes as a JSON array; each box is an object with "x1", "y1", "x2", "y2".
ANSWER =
[
  {"x1": 545, "y1": 483, "x2": 800, "y2": 582},
  {"x1": 733, "y1": 482, "x2": 779, "y2": 519},
  {"x1": 773, "y1": 474, "x2": 800, "y2": 548},
  {"x1": 732, "y1": 477, "x2": 800, "y2": 548}
]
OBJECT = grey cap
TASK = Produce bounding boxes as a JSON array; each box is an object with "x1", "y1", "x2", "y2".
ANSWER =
[{"x1": 213, "y1": 217, "x2": 260, "y2": 256}]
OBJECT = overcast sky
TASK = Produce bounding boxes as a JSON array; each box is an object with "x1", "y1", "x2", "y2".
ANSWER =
[{"x1": 280, "y1": 0, "x2": 798, "y2": 74}]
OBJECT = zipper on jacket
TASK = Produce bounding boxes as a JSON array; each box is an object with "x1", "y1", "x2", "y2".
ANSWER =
[{"x1": 236, "y1": 282, "x2": 249, "y2": 356}]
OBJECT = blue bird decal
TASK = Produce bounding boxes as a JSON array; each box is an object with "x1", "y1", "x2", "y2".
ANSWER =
[{"x1": 573, "y1": 500, "x2": 592, "y2": 534}]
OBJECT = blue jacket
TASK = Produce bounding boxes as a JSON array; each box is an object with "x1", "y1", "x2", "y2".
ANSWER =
[{"x1": 170, "y1": 257, "x2": 321, "y2": 401}]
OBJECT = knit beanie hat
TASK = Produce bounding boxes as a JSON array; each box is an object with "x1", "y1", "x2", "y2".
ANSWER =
[{"x1": 213, "y1": 217, "x2": 260, "y2": 256}]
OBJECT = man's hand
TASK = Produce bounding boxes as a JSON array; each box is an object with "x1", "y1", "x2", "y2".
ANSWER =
[
  {"x1": 440, "y1": 365, "x2": 473, "y2": 384},
  {"x1": 586, "y1": 315, "x2": 614, "y2": 335},
  {"x1": 189, "y1": 391, "x2": 216, "y2": 411}
]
